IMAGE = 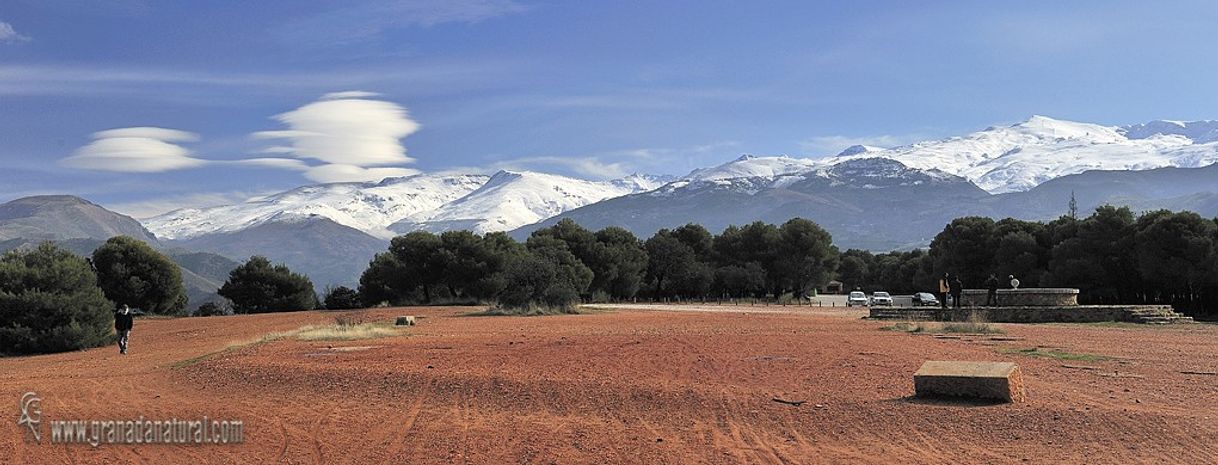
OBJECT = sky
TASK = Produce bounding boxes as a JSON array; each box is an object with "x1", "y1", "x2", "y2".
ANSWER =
[{"x1": 2, "y1": 0, "x2": 1218, "y2": 218}]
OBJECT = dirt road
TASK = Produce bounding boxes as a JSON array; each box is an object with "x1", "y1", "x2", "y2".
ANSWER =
[{"x1": 3, "y1": 305, "x2": 1217, "y2": 464}]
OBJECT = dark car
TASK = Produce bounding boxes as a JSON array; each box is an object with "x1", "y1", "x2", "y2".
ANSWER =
[{"x1": 911, "y1": 292, "x2": 940, "y2": 307}]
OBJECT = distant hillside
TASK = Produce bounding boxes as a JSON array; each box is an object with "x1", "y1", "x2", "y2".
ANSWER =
[
  {"x1": 0, "y1": 196, "x2": 236, "y2": 310},
  {"x1": 168, "y1": 214, "x2": 387, "y2": 289},
  {"x1": 0, "y1": 195, "x2": 157, "y2": 243}
]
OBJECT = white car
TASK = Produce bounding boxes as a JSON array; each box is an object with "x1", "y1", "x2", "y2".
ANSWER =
[
  {"x1": 846, "y1": 291, "x2": 869, "y2": 307},
  {"x1": 870, "y1": 291, "x2": 893, "y2": 306}
]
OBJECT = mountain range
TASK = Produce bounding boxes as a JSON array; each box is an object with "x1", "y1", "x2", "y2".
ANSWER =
[{"x1": 4, "y1": 115, "x2": 1218, "y2": 297}]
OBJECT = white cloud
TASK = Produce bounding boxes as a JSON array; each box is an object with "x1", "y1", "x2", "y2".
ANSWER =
[
  {"x1": 252, "y1": 92, "x2": 420, "y2": 166},
  {"x1": 61, "y1": 127, "x2": 208, "y2": 172},
  {"x1": 799, "y1": 134, "x2": 917, "y2": 156},
  {"x1": 490, "y1": 156, "x2": 631, "y2": 179},
  {"x1": 321, "y1": 90, "x2": 381, "y2": 100},
  {"x1": 250, "y1": 91, "x2": 423, "y2": 182},
  {"x1": 303, "y1": 164, "x2": 421, "y2": 183},
  {"x1": 106, "y1": 191, "x2": 270, "y2": 219},
  {"x1": 0, "y1": 21, "x2": 30, "y2": 43},
  {"x1": 92, "y1": 127, "x2": 199, "y2": 142}
]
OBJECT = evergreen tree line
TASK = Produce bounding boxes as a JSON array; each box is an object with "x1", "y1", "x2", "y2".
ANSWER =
[
  {"x1": 839, "y1": 206, "x2": 1218, "y2": 317},
  {"x1": 357, "y1": 218, "x2": 841, "y2": 310}
]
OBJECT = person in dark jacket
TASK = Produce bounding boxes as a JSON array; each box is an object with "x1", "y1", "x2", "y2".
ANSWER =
[
  {"x1": 114, "y1": 304, "x2": 134, "y2": 355},
  {"x1": 985, "y1": 274, "x2": 1000, "y2": 307},
  {"x1": 950, "y1": 276, "x2": 964, "y2": 309}
]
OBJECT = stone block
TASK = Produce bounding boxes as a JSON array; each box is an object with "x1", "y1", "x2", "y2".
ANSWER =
[{"x1": 914, "y1": 361, "x2": 1026, "y2": 403}]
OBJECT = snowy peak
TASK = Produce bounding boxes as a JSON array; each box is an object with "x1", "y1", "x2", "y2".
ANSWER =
[
  {"x1": 389, "y1": 170, "x2": 662, "y2": 234},
  {"x1": 1121, "y1": 120, "x2": 1218, "y2": 144},
  {"x1": 608, "y1": 173, "x2": 676, "y2": 192},
  {"x1": 824, "y1": 115, "x2": 1218, "y2": 193},
  {"x1": 685, "y1": 155, "x2": 823, "y2": 181},
  {"x1": 1004, "y1": 115, "x2": 1124, "y2": 141},
  {"x1": 836, "y1": 145, "x2": 885, "y2": 157},
  {"x1": 145, "y1": 166, "x2": 670, "y2": 242},
  {"x1": 146, "y1": 173, "x2": 489, "y2": 240}
]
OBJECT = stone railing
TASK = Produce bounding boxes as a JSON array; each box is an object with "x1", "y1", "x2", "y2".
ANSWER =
[{"x1": 959, "y1": 288, "x2": 1078, "y2": 307}]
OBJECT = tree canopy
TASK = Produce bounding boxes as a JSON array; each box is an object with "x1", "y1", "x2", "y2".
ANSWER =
[
  {"x1": 0, "y1": 243, "x2": 114, "y2": 354},
  {"x1": 218, "y1": 256, "x2": 317, "y2": 313},
  {"x1": 91, "y1": 235, "x2": 187, "y2": 315}
]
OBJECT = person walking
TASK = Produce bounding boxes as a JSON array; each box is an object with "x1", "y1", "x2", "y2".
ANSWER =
[
  {"x1": 985, "y1": 273, "x2": 1000, "y2": 307},
  {"x1": 114, "y1": 304, "x2": 134, "y2": 355},
  {"x1": 938, "y1": 273, "x2": 950, "y2": 309},
  {"x1": 951, "y1": 275, "x2": 964, "y2": 309}
]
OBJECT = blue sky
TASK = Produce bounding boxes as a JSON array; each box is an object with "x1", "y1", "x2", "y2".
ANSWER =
[{"x1": 2, "y1": 0, "x2": 1217, "y2": 217}]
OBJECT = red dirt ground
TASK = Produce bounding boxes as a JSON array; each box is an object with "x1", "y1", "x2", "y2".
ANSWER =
[{"x1": 3, "y1": 304, "x2": 1218, "y2": 464}]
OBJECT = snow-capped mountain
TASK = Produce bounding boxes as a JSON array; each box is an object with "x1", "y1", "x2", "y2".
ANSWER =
[
  {"x1": 390, "y1": 170, "x2": 671, "y2": 234},
  {"x1": 517, "y1": 157, "x2": 988, "y2": 250},
  {"x1": 684, "y1": 154, "x2": 821, "y2": 181},
  {"x1": 146, "y1": 174, "x2": 488, "y2": 240},
  {"x1": 826, "y1": 115, "x2": 1218, "y2": 193},
  {"x1": 146, "y1": 171, "x2": 670, "y2": 240},
  {"x1": 663, "y1": 154, "x2": 956, "y2": 195}
]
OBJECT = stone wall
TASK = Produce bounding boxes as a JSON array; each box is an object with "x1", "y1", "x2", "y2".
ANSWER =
[
  {"x1": 870, "y1": 305, "x2": 1177, "y2": 323},
  {"x1": 959, "y1": 288, "x2": 1078, "y2": 307}
]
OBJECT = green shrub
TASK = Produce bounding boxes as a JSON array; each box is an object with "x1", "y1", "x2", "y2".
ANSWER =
[
  {"x1": 323, "y1": 286, "x2": 362, "y2": 310},
  {"x1": 92, "y1": 236, "x2": 187, "y2": 315},
  {"x1": 218, "y1": 256, "x2": 317, "y2": 313},
  {"x1": 195, "y1": 301, "x2": 230, "y2": 317},
  {"x1": 0, "y1": 243, "x2": 115, "y2": 354}
]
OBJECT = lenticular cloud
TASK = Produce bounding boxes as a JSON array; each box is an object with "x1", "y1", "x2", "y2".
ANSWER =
[
  {"x1": 61, "y1": 127, "x2": 206, "y2": 172},
  {"x1": 253, "y1": 91, "x2": 420, "y2": 167}
]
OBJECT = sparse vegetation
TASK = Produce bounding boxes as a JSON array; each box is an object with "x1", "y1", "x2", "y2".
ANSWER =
[
  {"x1": 472, "y1": 304, "x2": 581, "y2": 317},
  {"x1": 172, "y1": 315, "x2": 404, "y2": 367},
  {"x1": 996, "y1": 347, "x2": 1112, "y2": 362},
  {"x1": 293, "y1": 322, "x2": 400, "y2": 341},
  {"x1": 881, "y1": 321, "x2": 928, "y2": 333},
  {"x1": 941, "y1": 311, "x2": 1004, "y2": 334}
]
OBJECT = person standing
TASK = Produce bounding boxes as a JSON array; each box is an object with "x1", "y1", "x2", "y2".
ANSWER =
[
  {"x1": 938, "y1": 273, "x2": 950, "y2": 309},
  {"x1": 951, "y1": 275, "x2": 964, "y2": 309},
  {"x1": 985, "y1": 274, "x2": 1000, "y2": 307},
  {"x1": 114, "y1": 304, "x2": 134, "y2": 355}
]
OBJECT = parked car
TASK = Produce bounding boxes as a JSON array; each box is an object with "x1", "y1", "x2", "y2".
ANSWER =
[
  {"x1": 870, "y1": 291, "x2": 893, "y2": 306},
  {"x1": 912, "y1": 292, "x2": 940, "y2": 307},
  {"x1": 846, "y1": 291, "x2": 869, "y2": 307}
]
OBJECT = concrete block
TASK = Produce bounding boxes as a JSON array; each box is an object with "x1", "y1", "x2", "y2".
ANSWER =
[
  {"x1": 395, "y1": 316, "x2": 416, "y2": 326},
  {"x1": 914, "y1": 361, "x2": 1026, "y2": 403}
]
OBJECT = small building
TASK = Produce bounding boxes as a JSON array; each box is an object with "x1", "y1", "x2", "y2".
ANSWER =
[{"x1": 822, "y1": 280, "x2": 844, "y2": 295}]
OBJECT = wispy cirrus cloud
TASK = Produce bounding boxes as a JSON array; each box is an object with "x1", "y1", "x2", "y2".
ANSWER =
[
  {"x1": 273, "y1": 0, "x2": 528, "y2": 46},
  {"x1": 0, "y1": 20, "x2": 30, "y2": 43}
]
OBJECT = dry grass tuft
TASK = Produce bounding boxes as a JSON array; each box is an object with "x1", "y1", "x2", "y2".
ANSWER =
[
  {"x1": 941, "y1": 311, "x2": 1004, "y2": 334},
  {"x1": 293, "y1": 322, "x2": 401, "y2": 341}
]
